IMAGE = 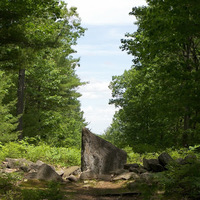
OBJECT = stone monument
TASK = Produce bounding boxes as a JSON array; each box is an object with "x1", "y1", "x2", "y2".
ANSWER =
[{"x1": 81, "y1": 127, "x2": 127, "y2": 175}]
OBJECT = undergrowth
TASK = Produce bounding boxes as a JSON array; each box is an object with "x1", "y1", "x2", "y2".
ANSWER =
[
  {"x1": 0, "y1": 173, "x2": 64, "y2": 200},
  {"x1": 124, "y1": 145, "x2": 199, "y2": 164},
  {"x1": 0, "y1": 140, "x2": 80, "y2": 167}
]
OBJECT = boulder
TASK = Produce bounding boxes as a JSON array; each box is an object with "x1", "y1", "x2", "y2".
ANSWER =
[
  {"x1": 81, "y1": 127, "x2": 127, "y2": 175},
  {"x1": 143, "y1": 158, "x2": 164, "y2": 172},
  {"x1": 6, "y1": 158, "x2": 33, "y2": 170},
  {"x1": 36, "y1": 164, "x2": 62, "y2": 181},
  {"x1": 158, "y1": 152, "x2": 173, "y2": 167},
  {"x1": 26, "y1": 164, "x2": 62, "y2": 182},
  {"x1": 62, "y1": 166, "x2": 80, "y2": 179}
]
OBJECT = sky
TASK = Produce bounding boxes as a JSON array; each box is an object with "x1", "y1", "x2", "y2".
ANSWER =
[{"x1": 66, "y1": 0, "x2": 147, "y2": 134}]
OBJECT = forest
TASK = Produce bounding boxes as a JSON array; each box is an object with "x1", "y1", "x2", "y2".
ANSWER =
[{"x1": 0, "y1": 0, "x2": 200, "y2": 199}]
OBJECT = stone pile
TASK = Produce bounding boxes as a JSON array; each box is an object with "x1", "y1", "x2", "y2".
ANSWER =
[{"x1": 1, "y1": 158, "x2": 81, "y2": 182}]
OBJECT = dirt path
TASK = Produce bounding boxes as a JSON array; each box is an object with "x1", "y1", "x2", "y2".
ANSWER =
[{"x1": 61, "y1": 180, "x2": 142, "y2": 200}]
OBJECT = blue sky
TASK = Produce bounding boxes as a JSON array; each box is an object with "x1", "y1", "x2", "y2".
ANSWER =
[{"x1": 66, "y1": 0, "x2": 147, "y2": 134}]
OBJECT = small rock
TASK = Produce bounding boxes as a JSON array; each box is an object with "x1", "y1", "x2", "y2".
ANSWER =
[
  {"x1": 67, "y1": 175, "x2": 78, "y2": 182},
  {"x1": 140, "y1": 172, "x2": 152, "y2": 182},
  {"x1": 25, "y1": 172, "x2": 37, "y2": 180},
  {"x1": 124, "y1": 163, "x2": 139, "y2": 170},
  {"x1": 129, "y1": 167, "x2": 139, "y2": 173},
  {"x1": 143, "y1": 158, "x2": 151, "y2": 171},
  {"x1": 113, "y1": 172, "x2": 139, "y2": 181},
  {"x1": 158, "y1": 152, "x2": 173, "y2": 167},
  {"x1": 6, "y1": 158, "x2": 33, "y2": 170},
  {"x1": 20, "y1": 166, "x2": 29, "y2": 172},
  {"x1": 30, "y1": 160, "x2": 44, "y2": 170},
  {"x1": 62, "y1": 166, "x2": 80, "y2": 179},
  {"x1": 56, "y1": 169, "x2": 65, "y2": 176},
  {"x1": 3, "y1": 168, "x2": 18, "y2": 173},
  {"x1": 129, "y1": 166, "x2": 146, "y2": 174}
]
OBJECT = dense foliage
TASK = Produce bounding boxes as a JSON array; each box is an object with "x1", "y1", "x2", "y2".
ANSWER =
[
  {"x1": 0, "y1": 140, "x2": 80, "y2": 167},
  {"x1": 0, "y1": 0, "x2": 86, "y2": 146},
  {"x1": 105, "y1": 0, "x2": 200, "y2": 151}
]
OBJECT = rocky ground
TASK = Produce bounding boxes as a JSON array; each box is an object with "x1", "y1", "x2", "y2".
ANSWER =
[{"x1": 0, "y1": 152, "x2": 195, "y2": 200}]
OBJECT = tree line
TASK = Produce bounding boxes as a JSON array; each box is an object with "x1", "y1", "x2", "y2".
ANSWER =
[
  {"x1": 104, "y1": 0, "x2": 200, "y2": 152},
  {"x1": 0, "y1": 0, "x2": 86, "y2": 147}
]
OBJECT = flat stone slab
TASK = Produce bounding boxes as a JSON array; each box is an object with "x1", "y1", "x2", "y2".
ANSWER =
[{"x1": 81, "y1": 128, "x2": 127, "y2": 175}]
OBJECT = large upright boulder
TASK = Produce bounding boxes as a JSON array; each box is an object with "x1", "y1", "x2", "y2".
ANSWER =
[{"x1": 81, "y1": 127, "x2": 127, "y2": 175}]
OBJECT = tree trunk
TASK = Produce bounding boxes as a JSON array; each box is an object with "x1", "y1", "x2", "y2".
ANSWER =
[
  {"x1": 17, "y1": 69, "x2": 25, "y2": 140},
  {"x1": 182, "y1": 110, "x2": 190, "y2": 147}
]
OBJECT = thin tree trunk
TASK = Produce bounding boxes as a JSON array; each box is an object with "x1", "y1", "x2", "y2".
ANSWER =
[{"x1": 17, "y1": 69, "x2": 25, "y2": 140}]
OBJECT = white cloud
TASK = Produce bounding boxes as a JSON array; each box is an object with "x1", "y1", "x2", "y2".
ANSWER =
[
  {"x1": 78, "y1": 80, "x2": 115, "y2": 133},
  {"x1": 82, "y1": 105, "x2": 116, "y2": 134},
  {"x1": 66, "y1": 0, "x2": 147, "y2": 25},
  {"x1": 79, "y1": 80, "x2": 111, "y2": 100},
  {"x1": 76, "y1": 44, "x2": 122, "y2": 56}
]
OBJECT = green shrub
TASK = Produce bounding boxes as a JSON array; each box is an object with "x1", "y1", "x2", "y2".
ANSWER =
[
  {"x1": 0, "y1": 140, "x2": 81, "y2": 167},
  {"x1": 158, "y1": 159, "x2": 200, "y2": 199}
]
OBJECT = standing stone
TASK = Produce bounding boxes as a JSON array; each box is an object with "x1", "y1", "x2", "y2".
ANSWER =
[{"x1": 81, "y1": 127, "x2": 127, "y2": 175}]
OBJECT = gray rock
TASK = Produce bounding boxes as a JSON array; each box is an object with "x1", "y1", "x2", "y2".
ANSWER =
[
  {"x1": 67, "y1": 175, "x2": 78, "y2": 182},
  {"x1": 129, "y1": 167, "x2": 139, "y2": 173},
  {"x1": 25, "y1": 172, "x2": 37, "y2": 180},
  {"x1": 143, "y1": 158, "x2": 164, "y2": 172},
  {"x1": 113, "y1": 172, "x2": 139, "y2": 181},
  {"x1": 35, "y1": 164, "x2": 62, "y2": 182},
  {"x1": 56, "y1": 169, "x2": 65, "y2": 176},
  {"x1": 80, "y1": 171, "x2": 97, "y2": 180},
  {"x1": 97, "y1": 174, "x2": 112, "y2": 181},
  {"x1": 158, "y1": 152, "x2": 173, "y2": 167},
  {"x1": 6, "y1": 158, "x2": 33, "y2": 170},
  {"x1": 124, "y1": 163, "x2": 139, "y2": 170},
  {"x1": 20, "y1": 166, "x2": 29, "y2": 172},
  {"x1": 62, "y1": 166, "x2": 80, "y2": 179},
  {"x1": 29, "y1": 160, "x2": 45, "y2": 171},
  {"x1": 81, "y1": 127, "x2": 127, "y2": 174},
  {"x1": 143, "y1": 158, "x2": 151, "y2": 171},
  {"x1": 130, "y1": 166, "x2": 147, "y2": 174},
  {"x1": 140, "y1": 172, "x2": 153, "y2": 182},
  {"x1": 110, "y1": 169, "x2": 129, "y2": 175}
]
